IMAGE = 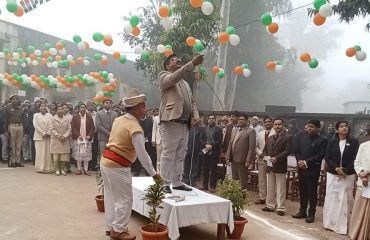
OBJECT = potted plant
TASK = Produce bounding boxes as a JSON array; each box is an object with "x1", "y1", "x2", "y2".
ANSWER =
[
  {"x1": 139, "y1": 180, "x2": 168, "y2": 240},
  {"x1": 216, "y1": 178, "x2": 250, "y2": 239},
  {"x1": 95, "y1": 169, "x2": 105, "y2": 212}
]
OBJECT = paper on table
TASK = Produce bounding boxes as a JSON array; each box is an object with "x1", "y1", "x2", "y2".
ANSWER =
[
  {"x1": 263, "y1": 156, "x2": 273, "y2": 167},
  {"x1": 362, "y1": 186, "x2": 370, "y2": 199}
]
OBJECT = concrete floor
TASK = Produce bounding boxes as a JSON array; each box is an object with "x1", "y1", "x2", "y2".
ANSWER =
[{"x1": 0, "y1": 163, "x2": 350, "y2": 240}]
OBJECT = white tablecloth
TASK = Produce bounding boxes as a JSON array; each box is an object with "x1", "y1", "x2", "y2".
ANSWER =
[{"x1": 132, "y1": 177, "x2": 234, "y2": 240}]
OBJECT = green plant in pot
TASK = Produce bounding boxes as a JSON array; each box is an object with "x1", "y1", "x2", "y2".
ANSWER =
[
  {"x1": 140, "y1": 180, "x2": 168, "y2": 240},
  {"x1": 216, "y1": 178, "x2": 250, "y2": 239},
  {"x1": 95, "y1": 169, "x2": 105, "y2": 212}
]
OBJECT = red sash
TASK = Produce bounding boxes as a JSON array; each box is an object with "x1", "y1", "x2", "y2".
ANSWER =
[{"x1": 103, "y1": 148, "x2": 132, "y2": 167}]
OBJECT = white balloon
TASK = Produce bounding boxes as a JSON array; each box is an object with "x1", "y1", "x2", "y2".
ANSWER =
[
  {"x1": 162, "y1": 17, "x2": 173, "y2": 30},
  {"x1": 58, "y1": 48, "x2": 66, "y2": 55},
  {"x1": 34, "y1": 49, "x2": 42, "y2": 56},
  {"x1": 157, "y1": 44, "x2": 166, "y2": 53},
  {"x1": 0, "y1": 52, "x2": 4, "y2": 58},
  {"x1": 97, "y1": 91, "x2": 104, "y2": 97},
  {"x1": 66, "y1": 54, "x2": 74, "y2": 61},
  {"x1": 108, "y1": 73, "x2": 114, "y2": 79},
  {"x1": 31, "y1": 82, "x2": 38, "y2": 88},
  {"x1": 242, "y1": 68, "x2": 251, "y2": 78},
  {"x1": 229, "y1": 34, "x2": 240, "y2": 46},
  {"x1": 123, "y1": 22, "x2": 133, "y2": 34},
  {"x1": 21, "y1": 63, "x2": 27, "y2": 68},
  {"x1": 83, "y1": 59, "x2": 90, "y2": 66},
  {"x1": 355, "y1": 51, "x2": 367, "y2": 61},
  {"x1": 134, "y1": 46, "x2": 144, "y2": 54},
  {"x1": 319, "y1": 4, "x2": 332, "y2": 17},
  {"x1": 201, "y1": 2, "x2": 214, "y2": 15},
  {"x1": 46, "y1": 62, "x2": 52, "y2": 68},
  {"x1": 32, "y1": 60, "x2": 39, "y2": 66},
  {"x1": 13, "y1": 61, "x2": 18, "y2": 66},
  {"x1": 102, "y1": 55, "x2": 108, "y2": 61},
  {"x1": 3, "y1": 79, "x2": 9, "y2": 85},
  {"x1": 12, "y1": 52, "x2": 20, "y2": 59},
  {"x1": 49, "y1": 48, "x2": 57, "y2": 56},
  {"x1": 275, "y1": 64, "x2": 284, "y2": 73},
  {"x1": 7, "y1": 60, "x2": 13, "y2": 65},
  {"x1": 77, "y1": 42, "x2": 85, "y2": 50},
  {"x1": 26, "y1": 57, "x2": 31, "y2": 63},
  {"x1": 0, "y1": 74, "x2": 4, "y2": 80},
  {"x1": 52, "y1": 61, "x2": 58, "y2": 68}
]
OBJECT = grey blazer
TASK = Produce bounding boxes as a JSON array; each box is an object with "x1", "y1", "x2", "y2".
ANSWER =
[
  {"x1": 226, "y1": 127, "x2": 256, "y2": 165},
  {"x1": 95, "y1": 109, "x2": 118, "y2": 141}
]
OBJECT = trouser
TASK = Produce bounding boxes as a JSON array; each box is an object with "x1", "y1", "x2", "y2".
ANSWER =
[
  {"x1": 100, "y1": 164, "x2": 132, "y2": 233},
  {"x1": 266, "y1": 172, "x2": 287, "y2": 211},
  {"x1": 202, "y1": 153, "x2": 218, "y2": 189},
  {"x1": 156, "y1": 144, "x2": 162, "y2": 175},
  {"x1": 30, "y1": 135, "x2": 36, "y2": 165},
  {"x1": 183, "y1": 150, "x2": 199, "y2": 186},
  {"x1": 53, "y1": 154, "x2": 69, "y2": 172},
  {"x1": 160, "y1": 122, "x2": 189, "y2": 188},
  {"x1": 145, "y1": 142, "x2": 157, "y2": 171},
  {"x1": 0, "y1": 133, "x2": 8, "y2": 161},
  {"x1": 257, "y1": 161, "x2": 267, "y2": 200},
  {"x1": 77, "y1": 160, "x2": 89, "y2": 171},
  {"x1": 298, "y1": 168, "x2": 321, "y2": 216},
  {"x1": 9, "y1": 125, "x2": 23, "y2": 164},
  {"x1": 231, "y1": 162, "x2": 248, "y2": 189},
  {"x1": 90, "y1": 133, "x2": 99, "y2": 170},
  {"x1": 22, "y1": 134, "x2": 32, "y2": 161}
]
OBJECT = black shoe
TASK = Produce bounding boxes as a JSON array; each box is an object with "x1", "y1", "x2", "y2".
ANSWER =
[
  {"x1": 163, "y1": 186, "x2": 172, "y2": 194},
  {"x1": 262, "y1": 207, "x2": 274, "y2": 212},
  {"x1": 9, "y1": 163, "x2": 17, "y2": 168},
  {"x1": 172, "y1": 185, "x2": 192, "y2": 191},
  {"x1": 66, "y1": 169, "x2": 72, "y2": 173},
  {"x1": 15, "y1": 162, "x2": 24, "y2": 167},
  {"x1": 277, "y1": 210, "x2": 285, "y2": 216},
  {"x1": 305, "y1": 216, "x2": 315, "y2": 223},
  {"x1": 255, "y1": 199, "x2": 266, "y2": 204},
  {"x1": 292, "y1": 212, "x2": 307, "y2": 219}
]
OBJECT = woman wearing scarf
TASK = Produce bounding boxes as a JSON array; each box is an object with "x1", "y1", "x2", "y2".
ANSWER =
[
  {"x1": 324, "y1": 121, "x2": 359, "y2": 234},
  {"x1": 71, "y1": 103, "x2": 95, "y2": 175}
]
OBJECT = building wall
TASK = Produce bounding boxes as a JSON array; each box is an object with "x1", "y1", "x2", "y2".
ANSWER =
[{"x1": 343, "y1": 102, "x2": 370, "y2": 114}]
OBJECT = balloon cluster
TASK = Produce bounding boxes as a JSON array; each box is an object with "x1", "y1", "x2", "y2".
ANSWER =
[
  {"x1": 123, "y1": 16, "x2": 141, "y2": 36},
  {"x1": 189, "y1": 0, "x2": 214, "y2": 15},
  {"x1": 186, "y1": 37, "x2": 205, "y2": 53},
  {"x1": 346, "y1": 46, "x2": 367, "y2": 61},
  {"x1": 313, "y1": 0, "x2": 332, "y2": 26},
  {"x1": 93, "y1": 54, "x2": 109, "y2": 65},
  {"x1": 156, "y1": 44, "x2": 174, "y2": 57},
  {"x1": 92, "y1": 33, "x2": 113, "y2": 46},
  {"x1": 212, "y1": 66, "x2": 225, "y2": 78},
  {"x1": 132, "y1": 46, "x2": 151, "y2": 61},
  {"x1": 261, "y1": 13, "x2": 279, "y2": 34},
  {"x1": 266, "y1": 60, "x2": 284, "y2": 72},
  {"x1": 6, "y1": 0, "x2": 24, "y2": 17},
  {"x1": 93, "y1": 76, "x2": 119, "y2": 106},
  {"x1": 72, "y1": 35, "x2": 90, "y2": 51},
  {"x1": 300, "y1": 53, "x2": 319, "y2": 68},
  {"x1": 158, "y1": 5, "x2": 173, "y2": 30},
  {"x1": 112, "y1": 51, "x2": 127, "y2": 64},
  {"x1": 234, "y1": 64, "x2": 251, "y2": 78},
  {"x1": 218, "y1": 26, "x2": 240, "y2": 46}
]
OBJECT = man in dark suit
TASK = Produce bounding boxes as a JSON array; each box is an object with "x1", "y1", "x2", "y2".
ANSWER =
[
  {"x1": 261, "y1": 118, "x2": 292, "y2": 216},
  {"x1": 226, "y1": 114, "x2": 256, "y2": 189},
  {"x1": 142, "y1": 110, "x2": 157, "y2": 171},
  {"x1": 292, "y1": 120, "x2": 328, "y2": 223},
  {"x1": 222, "y1": 111, "x2": 240, "y2": 155}
]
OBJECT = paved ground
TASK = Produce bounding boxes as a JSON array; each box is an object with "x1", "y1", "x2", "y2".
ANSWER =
[{"x1": 0, "y1": 163, "x2": 350, "y2": 240}]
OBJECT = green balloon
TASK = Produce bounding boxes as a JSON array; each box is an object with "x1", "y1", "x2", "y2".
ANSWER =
[
  {"x1": 217, "y1": 71, "x2": 225, "y2": 78},
  {"x1": 3, "y1": 48, "x2": 10, "y2": 54},
  {"x1": 44, "y1": 43, "x2": 52, "y2": 50},
  {"x1": 73, "y1": 35, "x2": 82, "y2": 43},
  {"x1": 6, "y1": 2, "x2": 17, "y2": 13},
  {"x1": 47, "y1": 56, "x2": 53, "y2": 62},
  {"x1": 63, "y1": 60, "x2": 70, "y2": 67},
  {"x1": 194, "y1": 42, "x2": 204, "y2": 53},
  {"x1": 353, "y1": 45, "x2": 361, "y2": 51},
  {"x1": 12, "y1": 73, "x2": 18, "y2": 78},
  {"x1": 119, "y1": 56, "x2": 127, "y2": 64},
  {"x1": 241, "y1": 63, "x2": 249, "y2": 69},
  {"x1": 313, "y1": 0, "x2": 326, "y2": 11},
  {"x1": 308, "y1": 58, "x2": 319, "y2": 68},
  {"x1": 58, "y1": 61, "x2": 63, "y2": 67},
  {"x1": 93, "y1": 32, "x2": 104, "y2": 42},
  {"x1": 274, "y1": 60, "x2": 281, "y2": 65},
  {"x1": 199, "y1": 66, "x2": 206, "y2": 74},
  {"x1": 94, "y1": 54, "x2": 102, "y2": 61},
  {"x1": 96, "y1": 102, "x2": 103, "y2": 106},
  {"x1": 27, "y1": 46, "x2": 35, "y2": 53},
  {"x1": 226, "y1": 26, "x2": 236, "y2": 35},
  {"x1": 17, "y1": 48, "x2": 23, "y2": 53},
  {"x1": 37, "y1": 57, "x2": 42, "y2": 62},
  {"x1": 84, "y1": 56, "x2": 90, "y2": 61},
  {"x1": 261, "y1": 13, "x2": 272, "y2": 26},
  {"x1": 130, "y1": 15, "x2": 140, "y2": 27},
  {"x1": 141, "y1": 51, "x2": 150, "y2": 61},
  {"x1": 168, "y1": 7, "x2": 173, "y2": 17},
  {"x1": 165, "y1": 45, "x2": 172, "y2": 49}
]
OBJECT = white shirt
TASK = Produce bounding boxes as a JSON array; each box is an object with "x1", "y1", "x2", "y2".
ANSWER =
[{"x1": 339, "y1": 139, "x2": 346, "y2": 160}]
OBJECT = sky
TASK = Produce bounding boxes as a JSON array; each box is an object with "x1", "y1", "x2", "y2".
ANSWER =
[{"x1": 1, "y1": 0, "x2": 370, "y2": 113}]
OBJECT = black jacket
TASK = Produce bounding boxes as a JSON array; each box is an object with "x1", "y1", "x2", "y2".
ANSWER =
[
  {"x1": 325, "y1": 136, "x2": 359, "y2": 175},
  {"x1": 0, "y1": 110, "x2": 5, "y2": 134}
]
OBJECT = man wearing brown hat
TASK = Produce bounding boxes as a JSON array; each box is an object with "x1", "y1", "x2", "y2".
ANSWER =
[
  {"x1": 4, "y1": 94, "x2": 24, "y2": 167},
  {"x1": 100, "y1": 89, "x2": 161, "y2": 240},
  {"x1": 158, "y1": 54, "x2": 203, "y2": 193}
]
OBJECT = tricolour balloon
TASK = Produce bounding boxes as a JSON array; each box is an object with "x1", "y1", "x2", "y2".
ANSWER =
[
  {"x1": 346, "y1": 48, "x2": 356, "y2": 57},
  {"x1": 261, "y1": 13, "x2": 272, "y2": 26},
  {"x1": 226, "y1": 26, "x2": 236, "y2": 35},
  {"x1": 186, "y1": 37, "x2": 196, "y2": 47},
  {"x1": 130, "y1": 16, "x2": 140, "y2": 27},
  {"x1": 73, "y1": 35, "x2": 82, "y2": 43},
  {"x1": 123, "y1": 22, "x2": 133, "y2": 34},
  {"x1": 268, "y1": 23, "x2": 279, "y2": 34},
  {"x1": 300, "y1": 53, "x2": 311, "y2": 62},
  {"x1": 319, "y1": 4, "x2": 332, "y2": 17},
  {"x1": 218, "y1": 32, "x2": 229, "y2": 44},
  {"x1": 229, "y1": 34, "x2": 240, "y2": 46},
  {"x1": 234, "y1": 66, "x2": 243, "y2": 75},
  {"x1": 355, "y1": 51, "x2": 367, "y2": 61},
  {"x1": 157, "y1": 44, "x2": 166, "y2": 53},
  {"x1": 314, "y1": 0, "x2": 327, "y2": 11},
  {"x1": 308, "y1": 58, "x2": 319, "y2": 68},
  {"x1": 242, "y1": 68, "x2": 251, "y2": 78},
  {"x1": 201, "y1": 2, "x2": 214, "y2": 15},
  {"x1": 194, "y1": 42, "x2": 204, "y2": 53},
  {"x1": 190, "y1": 0, "x2": 203, "y2": 8},
  {"x1": 275, "y1": 64, "x2": 284, "y2": 73},
  {"x1": 93, "y1": 32, "x2": 104, "y2": 42},
  {"x1": 313, "y1": 13, "x2": 326, "y2": 26},
  {"x1": 159, "y1": 6, "x2": 169, "y2": 17}
]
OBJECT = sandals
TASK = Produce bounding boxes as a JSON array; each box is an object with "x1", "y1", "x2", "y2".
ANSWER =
[{"x1": 109, "y1": 230, "x2": 136, "y2": 240}]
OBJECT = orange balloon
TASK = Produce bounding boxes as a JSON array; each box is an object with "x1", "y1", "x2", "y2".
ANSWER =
[
  {"x1": 164, "y1": 48, "x2": 173, "y2": 57},
  {"x1": 212, "y1": 66, "x2": 220, "y2": 73},
  {"x1": 14, "y1": 6, "x2": 24, "y2": 17},
  {"x1": 70, "y1": 59, "x2": 76, "y2": 66},
  {"x1": 29, "y1": 53, "x2": 36, "y2": 61},
  {"x1": 55, "y1": 42, "x2": 64, "y2": 50},
  {"x1": 21, "y1": 52, "x2": 27, "y2": 58},
  {"x1": 300, "y1": 53, "x2": 311, "y2": 62},
  {"x1": 40, "y1": 58, "x2": 47, "y2": 65},
  {"x1": 103, "y1": 35, "x2": 113, "y2": 46},
  {"x1": 266, "y1": 61, "x2": 276, "y2": 70},
  {"x1": 218, "y1": 32, "x2": 229, "y2": 44},
  {"x1": 101, "y1": 58, "x2": 108, "y2": 66},
  {"x1": 77, "y1": 57, "x2": 84, "y2": 64},
  {"x1": 84, "y1": 42, "x2": 90, "y2": 49},
  {"x1": 190, "y1": 0, "x2": 203, "y2": 8},
  {"x1": 268, "y1": 23, "x2": 279, "y2": 34},
  {"x1": 42, "y1": 50, "x2": 50, "y2": 58},
  {"x1": 132, "y1": 27, "x2": 141, "y2": 36},
  {"x1": 113, "y1": 51, "x2": 121, "y2": 59},
  {"x1": 55, "y1": 55, "x2": 62, "y2": 61},
  {"x1": 346, "y1": 48, "x2": 356, "y2": 57},
  {"x1": 186, "y1": 37, "x2": 196, "y2": 47},
  {"x1": 234, "y1": 66, "x2": 243, "y2": 75},
  {"x1": 313, "y1": 13, "x2": 326, "y2": 26},
  {"x1": 158, "y1": 6, "x2": 169, "y2": 17}
]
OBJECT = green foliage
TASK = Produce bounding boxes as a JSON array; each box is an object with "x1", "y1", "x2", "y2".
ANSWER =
[
  {"x1": 142, "y1": 180, "x2": 165, "y2": 232},
  {"x1": 122, "y1": 0, "x2": 221, "y2": 83},
  {"x1": 216, "y1": 178, "x2": 250, "y2": 219}
]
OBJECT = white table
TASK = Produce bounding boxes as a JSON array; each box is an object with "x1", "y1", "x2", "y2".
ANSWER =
[{"x1": 132, "y1": 177, "x2": 234, "y2": 240}]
